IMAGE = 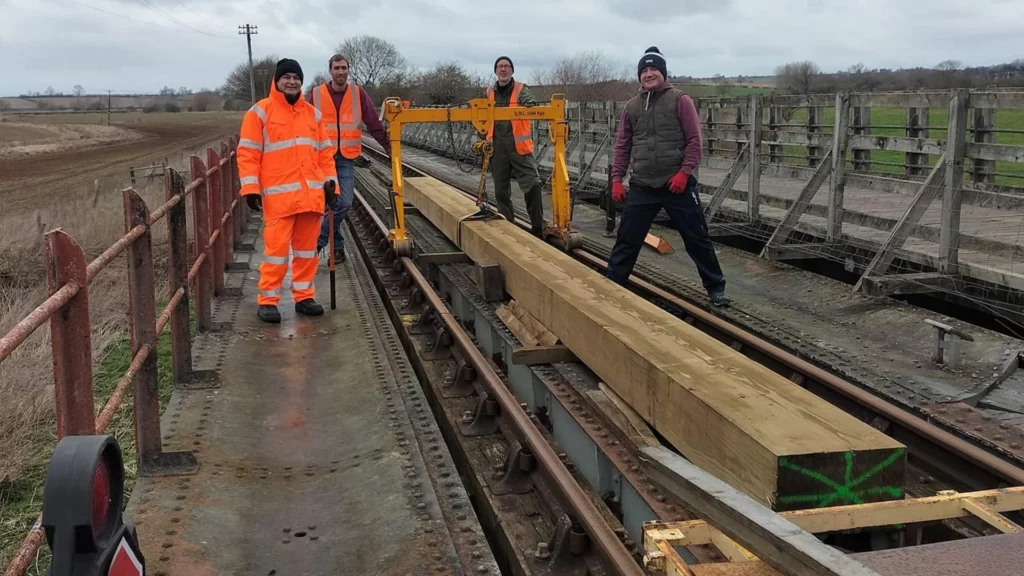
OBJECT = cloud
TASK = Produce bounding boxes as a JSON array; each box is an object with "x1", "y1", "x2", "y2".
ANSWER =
[{"x1": 1, "y1": 0, "x2": 1022, "y2": 96}]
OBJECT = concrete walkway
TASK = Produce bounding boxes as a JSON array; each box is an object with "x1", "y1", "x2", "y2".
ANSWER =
[{"x1": 125, "y1": 221, "x2": 497, "y2": 576}]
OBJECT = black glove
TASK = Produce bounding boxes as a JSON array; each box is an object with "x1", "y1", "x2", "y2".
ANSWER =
[
  {"x1": 246, "y1": 194, "x2": 261, "y2": 212},
  {"x1": 324, "y1": 180, "x2": 336, "y2": 209}
]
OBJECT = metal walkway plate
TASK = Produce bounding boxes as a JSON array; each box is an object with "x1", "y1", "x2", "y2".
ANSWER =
[{"x1": 125, "y1": 222, "x2": 497, "y2": 575}]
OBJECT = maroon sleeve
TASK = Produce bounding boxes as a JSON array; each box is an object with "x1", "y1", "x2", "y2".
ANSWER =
[
  {"x1": 359, "y1": 86, "x2": 391, "y2": 155},
  {"x1": 677, "y1": 94, "x2": 702, "y2": 177},
  {"x1": 610, "y1": 106, "x2": 632, "y2": 183}
]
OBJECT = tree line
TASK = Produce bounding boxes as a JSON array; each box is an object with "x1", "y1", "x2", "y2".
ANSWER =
[
  {"x1": 773, "y1": 59, "x2": 1024, "y2": 95},
  {"x1": 218, "y1": 36, "x2": 646, "y2": 109}
]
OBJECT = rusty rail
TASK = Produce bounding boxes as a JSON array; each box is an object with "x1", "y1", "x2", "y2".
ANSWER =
[
  {"x1": 352, "y1": 189, "x2": 644, "y2": 576},
  {"x1": 1, "y1": 137, "x2": 245, "y2": 576}
]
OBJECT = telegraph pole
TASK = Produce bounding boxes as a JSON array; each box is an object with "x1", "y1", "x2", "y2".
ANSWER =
[
  {"x1": 238, "y1": 24, "x2": 258, "y2": 103},
  {"x1": 107, "y1": 90, "x2": 111, "y2": 125}
]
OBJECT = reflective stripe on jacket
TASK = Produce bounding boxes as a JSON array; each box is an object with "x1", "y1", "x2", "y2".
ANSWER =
[
  {"x1": 485, "y1": 81, "x2": 534, "y2": 155},
  {"x1": 237, "y1": 81, "x2": 337, "y2": 220},
  {"x1": 311, "y1": 82, "x2": 364, "y2": 159}
]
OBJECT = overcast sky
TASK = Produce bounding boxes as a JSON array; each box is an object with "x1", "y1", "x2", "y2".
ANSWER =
[{"x1": 1, "y1": 0, "x2": 1022, "y2": 96}]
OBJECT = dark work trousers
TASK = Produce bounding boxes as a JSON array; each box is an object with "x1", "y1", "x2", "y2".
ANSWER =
[
  {"x1": 490, "y1": 134, "x2": 546, "y2": 234},
  {"x1": 606, "y1": 176, "x2": 726, "y2": 294}
]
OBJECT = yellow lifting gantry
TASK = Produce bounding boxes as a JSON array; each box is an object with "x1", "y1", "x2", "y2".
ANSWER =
[{"x1": 380, "y1": 94, "x2": 582, "y2": 256}]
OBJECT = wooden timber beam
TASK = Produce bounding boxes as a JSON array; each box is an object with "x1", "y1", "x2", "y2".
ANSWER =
[
  {"x1": 404, "y1": 175, "x2": 906, "y2": 510},
  {"x1": 641, "y1": 446, "x2": 883, "y2": 576}
]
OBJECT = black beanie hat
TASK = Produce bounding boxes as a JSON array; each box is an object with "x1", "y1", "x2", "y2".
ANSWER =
[
  {"x1": 274, "y1": 58, "x2": 303, "y2": 83},
  {"x1": 637, "y1": 46, "x2": 667, "y2": 81},
  {"x1": 494, "y1": 56, "x2": 514, "y2": 73}
]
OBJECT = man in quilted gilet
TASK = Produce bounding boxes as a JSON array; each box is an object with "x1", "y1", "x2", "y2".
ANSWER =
[{"x1": 607, "y1": 46, "x2": 728, "y2": 306}]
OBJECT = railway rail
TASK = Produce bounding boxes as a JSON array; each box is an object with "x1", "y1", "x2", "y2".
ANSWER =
[{"x1": 357, "y1": 142, "x2": 1024, "y2": 510}]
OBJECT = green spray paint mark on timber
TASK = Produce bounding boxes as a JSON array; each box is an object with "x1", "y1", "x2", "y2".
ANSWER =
[{"x1": 777, "y1": 448, "x2": 904, "y2": 508}]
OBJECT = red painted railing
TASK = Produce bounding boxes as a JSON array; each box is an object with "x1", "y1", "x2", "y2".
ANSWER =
[{"x1": 0, "y1": 137, "x2": 246, "y2": 576}]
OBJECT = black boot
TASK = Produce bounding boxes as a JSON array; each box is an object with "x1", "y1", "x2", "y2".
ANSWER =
[
  {"x1": 258, "y1": 305, "x2": 281, "y2": 323},
  {"x1": 709, "y1": 290, "x2": 730, "y2": 307},
  {"x1": 295, "y1": 298, "x2": 324, "y2": 316},
  {"x1": 334, "y1": 247, "x2": 346, "y2": 263}
]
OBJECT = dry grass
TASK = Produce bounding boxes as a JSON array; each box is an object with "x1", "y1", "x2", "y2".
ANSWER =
[{"x1": 0, "y1": 136, "x2": 219, "y2": 569}]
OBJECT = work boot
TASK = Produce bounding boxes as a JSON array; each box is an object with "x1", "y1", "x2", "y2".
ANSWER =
[
  {"x1": 334, "y1": 247, "x2": 346, "y2": 263},
  {"x1": 709, "y1": 291, "x2": 730, "y2": 307},
  {"x1": 295, "y1": 298, "x2": 324, "y2": 316},
  {"x1": 258, "y1": 305, "x2": 281, "y2": 323}
]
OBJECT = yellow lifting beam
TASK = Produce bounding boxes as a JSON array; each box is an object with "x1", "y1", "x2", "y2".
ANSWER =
[{"x1": 381, "y1": 94, "x2": 581, "y2": 256}]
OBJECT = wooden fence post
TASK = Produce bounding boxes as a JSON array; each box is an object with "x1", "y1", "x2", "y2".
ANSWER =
[
  {"x1": 972, "y1": 108, "x2": 996, "y2": 186},
  {"x1": 807, "y1": 105, "x2": 823, "y2": 167},
  {"x1": 748, "y1": 94, "x2": 763, "y2": 220},
  {"x1": 906, "y1": 107, "x2": 930, "y2": 176},
  {"x1": 46, "y1": 230, "x2": 96, "y2": 438},
  {"x1": 828, "y1": 91, "x2": 850, "y2": 241},
  {"x1": 852, "y1": 106, "x2": 872, "y2": 172},
  {"x1": 940, "y1": 89, "x2": 969, "y2": 273}
]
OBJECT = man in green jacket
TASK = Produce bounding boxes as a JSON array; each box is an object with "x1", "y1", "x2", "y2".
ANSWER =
[{"x1": 486, "y1": 56, "x2": 545, "y2": 236}]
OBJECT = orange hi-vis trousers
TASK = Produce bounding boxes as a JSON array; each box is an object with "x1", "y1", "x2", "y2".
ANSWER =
[{"x1": 258, "y1": 212, "x2": 322, "y2": 306}]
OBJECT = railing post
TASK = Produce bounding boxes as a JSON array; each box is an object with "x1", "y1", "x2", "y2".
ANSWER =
[
  {"x1": 828, "y1": 91, "x2": 850, "y2": 241},
  {"x1": 123, "y1": 188, "x2": 162, "y2": 470},
  {"x1": 190, "y1": 155, "x2": 213, "y2": 331},
  {"x1": 45, "y1": 230, "x2": 96, "y2": 438},
  {"x1": 206, "y1": 148, "x2": 226, "y2": 296},
  {"x1": 165, "y1": 169, "x2": 193, "y2": 383},
  {"x1": 230, "y1": 137, "x2": 244, "y2": 249},
  {"x1": 940, "y1": 89, "x2": 969, "y2": 274},
  {"x1": 220, "y1": 141, "x2": 234, "y2": 268},
  {"x1": 747, "y1": 94, "x2": 763, "y2": 220}
]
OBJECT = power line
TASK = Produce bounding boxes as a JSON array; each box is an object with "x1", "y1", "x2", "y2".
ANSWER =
[
  {"x1": 128, "y1": 0, "x2": 232, "y2": 37},
  {"x1": 66, "y1": 0, "x2": 183, "y2": 32}
]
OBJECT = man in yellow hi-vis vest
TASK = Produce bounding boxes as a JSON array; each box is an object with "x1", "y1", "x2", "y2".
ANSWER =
[{"x1": 486, "y1": 56, "x2": 545, "y2": 236}]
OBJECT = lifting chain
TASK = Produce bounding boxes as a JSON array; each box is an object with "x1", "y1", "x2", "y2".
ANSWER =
[{"x1": 471, "y1": 140, "x2": 494, "y2": 207}]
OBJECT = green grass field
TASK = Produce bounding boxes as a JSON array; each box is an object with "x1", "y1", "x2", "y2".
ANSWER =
[{"x1": 764, "y1": 106, "x2": 1024, "y2": 187}]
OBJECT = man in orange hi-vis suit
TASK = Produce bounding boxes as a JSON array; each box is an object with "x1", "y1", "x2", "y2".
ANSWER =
[{"x1": 237, "y1": 58, "x2": 338, "y2": 323}]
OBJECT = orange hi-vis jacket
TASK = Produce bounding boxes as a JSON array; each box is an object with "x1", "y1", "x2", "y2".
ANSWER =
[
  {"x1": 237, "y1": 82, "x2": 338, "y2": 220},
  {"x1": 485, "y1": 81, "x2": 534, "y2": 155},
  {"x1": 310, "y1": 82, "x2": 365, "y2": 159}
]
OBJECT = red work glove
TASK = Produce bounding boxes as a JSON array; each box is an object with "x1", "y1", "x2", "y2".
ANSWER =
[
  {"x1": 668, "y1": 171, "x2": 690, "y2": 193},
  {"x1": 611, "y1": 181, "x2": 626, "y2": 203}
]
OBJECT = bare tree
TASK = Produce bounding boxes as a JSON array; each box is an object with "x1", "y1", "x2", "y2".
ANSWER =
[
  {"x1": 335, "y1": 36, "x2": 407, "y2": 89},
  {"x1": 304, "y1": 72, "x2": 330, "y2": 99},
  {"x1": 72, "y1": 85, "x2": 84, "y2": 98},
  {"x1": 551, "y1": 51, "x2": 620, "y2": 85},
  {"x1": 192, "y1": 90, "x2": 217, "y2": 112},
  {"x1": 936, "y1": 59, "x2": 963, "y2": 71},
  {"x1": 376, "y1": 66, "x2": 421, "y2": 104},
  {"x1": 774, "y1": 61, "x2": 820, "y2": 94},
  {"x1": 220, "y1": 54, "x2": 279, "y2": 103},
  {"x1": 418, "y1": 61, "x2": 480, "y2": 105}
]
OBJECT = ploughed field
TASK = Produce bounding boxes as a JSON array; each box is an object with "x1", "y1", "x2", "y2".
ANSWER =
[{"x1": 0, "y1": 111, "x2": 243, "y2": 214}]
